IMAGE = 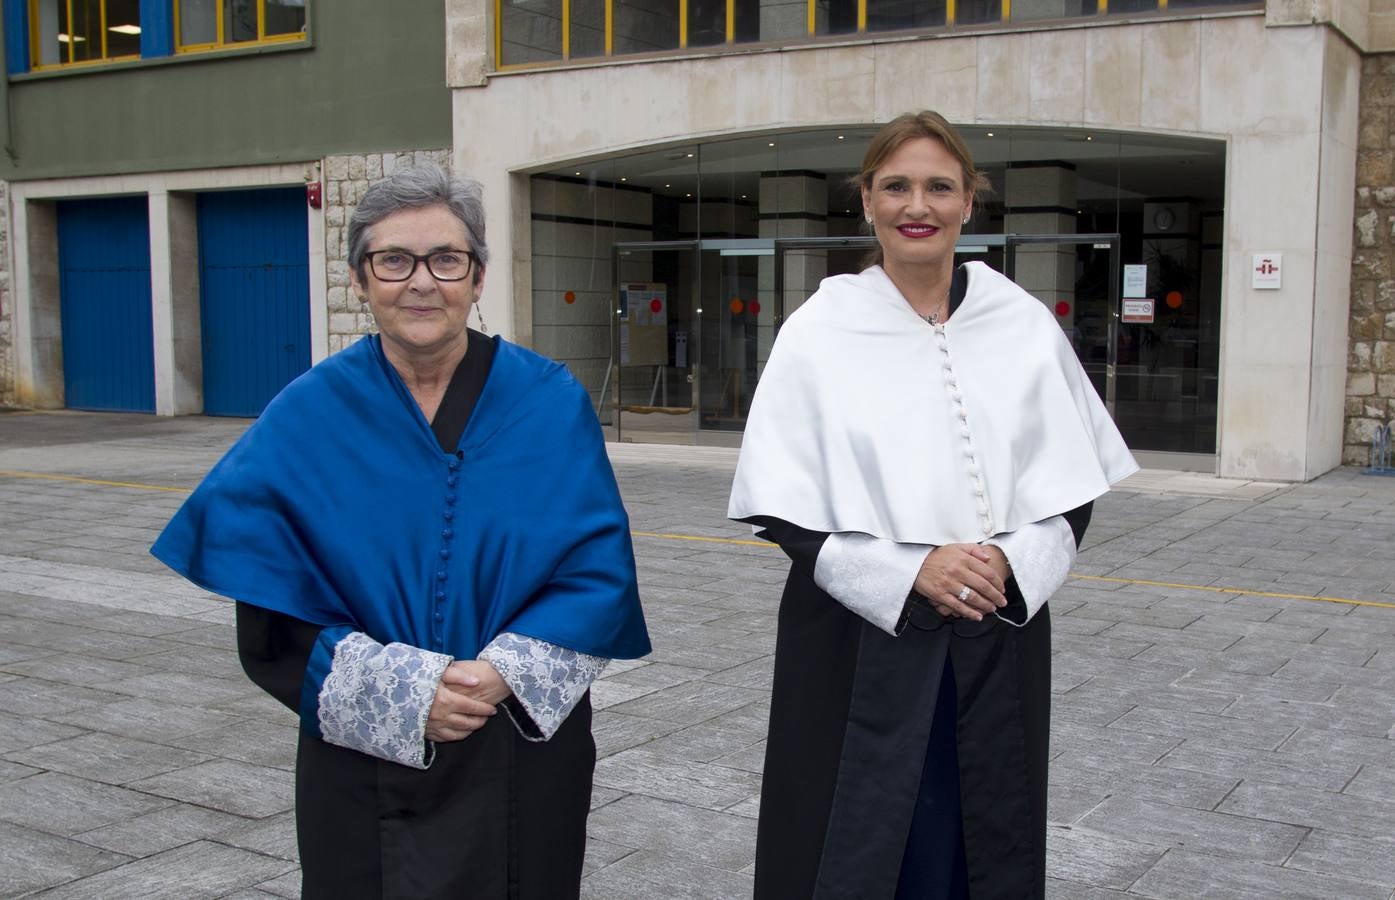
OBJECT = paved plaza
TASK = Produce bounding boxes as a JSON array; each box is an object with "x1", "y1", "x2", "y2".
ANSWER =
[{"x1": 1, "y1": 409, "x2": 1394, "y2": 898}]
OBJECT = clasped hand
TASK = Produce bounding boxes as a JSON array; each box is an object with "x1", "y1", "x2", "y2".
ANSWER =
[
  {"x1": 425, "y1": 659, "x2": 512, "y2": 743},
  {"x1": 913, "y1": 543, "x2": 1009, "y2": 621}
]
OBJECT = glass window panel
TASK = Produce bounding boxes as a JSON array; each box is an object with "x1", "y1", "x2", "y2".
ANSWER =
[
  {"x1": 265, "y1": 0, "x2": 306, "y2": 37},
  {"x1": 67, "y1": 0, "x2": 101, "y2": 63},
  {"x1": 733, "y1": 0, "x2": 763, "y2": 43},
  {"x1": 687, "y1": 0, "x2": 725, "y2": 47},
  {"x1": 224, "y1": 0, "x2": 259, "y2": 42},
  {"x1": 179, "y1": 0, "x2": 218, "y2": 46},
  {"x1": 1104, "y1": 0, "x2": 1156, "y2": 13},
  {"x1": 105, "y1": 0, "x2": 141, "y2": 57},
  {"x1": 36, "y1": 0, "x2": 63, "y2": 64},
  {"x1": 1167, "y1": 0, "x2": 1258, "y2": 8},
  {"x1": 570, "y1": 0, "x2": 606, "y2": 58},
  {"x1": 1010, "y1": 0, "x2": 1094, "y2": 21},
  {"x1": 954, "y1": 0, "x2": 1002, "y2": 24},
  {"x1": 501, "y1": 0, "x2": 562, "y2": 64},
  {"x1": 613, "y1": 0, "x2": 678, "y2": 55},
  {"x1": 867, "y1": 0, "x2": 946, "y2": 33},
  {"x1": 814, "y1": 0, "x2": 857, "y2": 35}
]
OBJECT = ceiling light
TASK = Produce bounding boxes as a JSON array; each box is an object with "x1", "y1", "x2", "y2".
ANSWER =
[
  {"x1": 768, "y1": 142, "x2": 776, "y2": 147},
  {"x1": 1085, "y1": 135, "x2": 1094, "y2": 141},
  {"x1": 108, "y1": 24, "x2": 141, "y2": 34},
  {"x1": 574, "y1": 171, "x2": 582, "y2": 176},
  {"x1": 986, "y1": 132, "x2": 995, "y2": 138},
  {"x1": 837, "y1": 135, "x2": 845, "y2": 140},
  {"x1": 664, "y1": 183, "x2": 671, "y2": 188},
  {"x1": 686, "y1": 153, "x2": 694, "y2": 158},
  {"x1": 620, "y1": 176, "x2": 627, "y2": 181},
  {"x1": 686, "y1": 193, "x2": 692, "y2": 198},
  {"x1": 56, "y1": 33, "x2": 86, "y2": 42}
]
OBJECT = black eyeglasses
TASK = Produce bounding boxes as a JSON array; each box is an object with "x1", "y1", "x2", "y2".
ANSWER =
[{"x1": 364, "y1": 249, "x2": 477, "y2": 282}]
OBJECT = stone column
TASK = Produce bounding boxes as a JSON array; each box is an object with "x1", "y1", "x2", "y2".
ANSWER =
[
  {"x1": 1004, "y1": 162, "x2": 1077, "y2": 330},
  {"x1": 0, "y1": 180, "x2": 13, "y2": 408},
  {"x1": 758, "y1": 171, "x2": 827, "y2": 372},
  {"x1": 148, "y1": 190, "x2": 203, "y2": 415}
]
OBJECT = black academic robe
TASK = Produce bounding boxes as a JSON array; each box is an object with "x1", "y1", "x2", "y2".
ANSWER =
[
  {"x1": 749, "y1": 507, "x2": 1090, "y2": 900},
  {"x1": 744, "y1": 269, "x2": 1093, "y2": 899},
  {"x1": 236, "y1": 330, "x2": 594, "y2": 900}
]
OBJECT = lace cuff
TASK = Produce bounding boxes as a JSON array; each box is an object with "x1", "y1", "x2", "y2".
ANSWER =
[
  {"x1": 986, "y1": 515, "x2": 1076, "y2": 626},
  {"x1": 479, "y1": 633, "x2": 608, "y2": 742},
  {"x1": 813, "y1": 532, "x2": 933, "y2": 636},
  {"x1": 316, "y1": 632, "x2": 452, "y2": 769}
]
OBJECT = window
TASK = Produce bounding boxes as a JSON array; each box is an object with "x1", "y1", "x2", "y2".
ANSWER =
[
  {"x1": 29, "y1": 0, "x2": 141, "y2": 67},
  {"x1": 176, "y1": 0, "x2": 305, "y2": 51}
]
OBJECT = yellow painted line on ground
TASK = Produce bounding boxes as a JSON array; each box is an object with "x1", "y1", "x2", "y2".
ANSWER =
[
  {"x1": 2, "y1": 469, "x2": 1389, "y2": 610},
  {"x1": 630, "y1": 529, "x2": 772, "y2": 548},
  {"x1": 0, "y1": 470, "x2": 192, "y2": 494},
  {"x1": 1068, "y1": 573, "x2": 1395, "y2": 610}
]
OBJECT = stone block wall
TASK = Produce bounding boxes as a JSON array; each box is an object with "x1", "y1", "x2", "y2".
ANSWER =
[
  {"x1": 322, "y1": 148, "x2": 452, "y2": 355},
  {"x1": 1349, "y1": 56, "x2": 1395, "y2": 465},
  {"x1": 0, "y1": 180, "x2": 13, "y2": 408}
]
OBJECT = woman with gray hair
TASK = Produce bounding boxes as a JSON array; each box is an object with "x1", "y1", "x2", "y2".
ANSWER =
[{"x1": 153, "y1": 162, "x2": 650, "y2": 898}]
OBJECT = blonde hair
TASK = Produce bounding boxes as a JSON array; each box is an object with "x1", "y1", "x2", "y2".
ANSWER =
[{"x1": 853, "y1": 111, "x2": 991, "y2": 267}]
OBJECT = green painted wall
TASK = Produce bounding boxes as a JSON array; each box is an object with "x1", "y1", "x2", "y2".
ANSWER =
[{"x1": 0, "y1": 0, "x2": 450, "y2": 181}]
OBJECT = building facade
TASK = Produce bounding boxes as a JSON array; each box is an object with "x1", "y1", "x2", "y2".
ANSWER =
[
  {"x1": 0, "y1": 0, "x2": 451, "y2": 415},
  {"x1": 3, "y1": 0, "x2": 1394, "y2": 482}
]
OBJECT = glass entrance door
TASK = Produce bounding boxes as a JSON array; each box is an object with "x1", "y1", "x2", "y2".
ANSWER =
[{"x1": 609, "y1": 241, "x2": 699, "y2": 444}]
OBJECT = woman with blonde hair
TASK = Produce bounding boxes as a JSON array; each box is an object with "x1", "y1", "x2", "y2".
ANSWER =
[{"x1": 730, "y1": 112, "x2": 1136, "y2": 898}]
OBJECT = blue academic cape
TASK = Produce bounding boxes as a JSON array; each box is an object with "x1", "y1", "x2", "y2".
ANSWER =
[{"x1": 152, "y1": 334, "x2": 651, "y2": 662}]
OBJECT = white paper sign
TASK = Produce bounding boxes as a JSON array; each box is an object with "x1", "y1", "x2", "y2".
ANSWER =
[
  {"x1": 1252, "y1": 253, "x2": 1282, "y2": 290},
  {"x1": 1123, "y1": 264, "x2": 1148, "y2": 298}
]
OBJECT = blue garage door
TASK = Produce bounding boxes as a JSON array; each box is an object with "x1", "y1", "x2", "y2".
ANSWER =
[
  {"x1": 198, "y1": 188, "x2": 311, "y2": 417},
  {"x1": 56, "y1": 197, "x2": 156, "y2": 412}
]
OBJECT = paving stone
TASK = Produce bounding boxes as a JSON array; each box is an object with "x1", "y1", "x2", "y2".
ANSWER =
[
  {"x1": 0, "y1": 771, "x2": 173, "y2": 835},
  {"x1": 1157, "y1": 738, "x2": 1359, "y2": 793},
  {"x1": 1285, "y1": 829, "x2": 1395, "y2": 887},
  {"x1": 1075, "y1": 796, "x2": 1306, "y2": 863},
  {"x1": 581, "y1": 849, "x2": 753, "y2": 900},
  {"x1": 252, "y1": 870, "x2": 302, "y2": 897},
  {"x1": 127, "y1": 760, "x2": 295, "y2": 819},
  {"x1": 0, "y1": 709, "x2": 86, "y2": 753},
  {"x1": 73, "y1": 803, "x2": 250, "y2": 857},
  {"x1": 0, "y1": 820, "x2": 131, "y2": 895},
  {"x1": 47, "y1": 696, "x2": 252, "y2": 744},
  {"x1": 0, "y1": 676, "x2": 131, "y2": 717},
  {"x1": 1051, "y1": 757, "x2": 1238, "y2": 811},
  {"x1": 1280, "y1": 726, "x2": 1395, "y2": 768},
  {"x1": 590, "y1": 711, "x2": 686, "y2": 758},
  {"x1": 588, "y1": 794, "x2": 757, "y2": 870},
  {"x1": 29, "y1": 840, "x2": 296, "y2": 899},
  {"x1": 1218, "y1": 780, "x2": 1395, "y2": 838},
  {"x1": 593, "y1": 748, "x2": 762, "y2": 811},
  {"x1": 1045, "y1": 826, "x2": 1164, "y2": 890},
  {"x1": 0, "y1": 653, "x2": 161, "y2": 687},
  {"x1": 1044, "y1": 876, "x2": 1131, "y2": 898},
  {"x1": 591, "y1": 679, "x2": 657, "y2": 709},
  {"x1": 5, "y1": 731, "x2": 214, "y2": 785},
  {"x1": 217, "y1": 809, "x2": 299, "y2": 862},
  {"x1": 583, "y1": 837, "x2": 637, "y2": 876},
  {"x1": 1106, "y1": 705, "x2": 1298, "y2": 751},
  {"x1": 1127, "y1": 847, "x2": 1390, "y2": 899}
]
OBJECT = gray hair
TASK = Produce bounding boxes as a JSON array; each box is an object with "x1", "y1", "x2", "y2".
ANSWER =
[{"x1": 347, "y1": 162, "x2": 490, "y2": 282}]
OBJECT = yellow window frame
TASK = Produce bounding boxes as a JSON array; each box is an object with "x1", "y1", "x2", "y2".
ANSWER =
[
  {"x1": 174, "y1": 0, "x2": 306, "y2": 54},
  {"x1": 27, "y1": 0, "x2": 141, "y2": 69}
]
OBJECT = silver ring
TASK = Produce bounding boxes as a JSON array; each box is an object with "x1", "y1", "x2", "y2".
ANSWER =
[{"x1": 957, "y1": 586, "x2": 972, "y2": 603}]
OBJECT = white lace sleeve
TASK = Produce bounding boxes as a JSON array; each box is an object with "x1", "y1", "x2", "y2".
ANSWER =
[
  {"x1": 478, "y1": 633, "x2": 608, "y2": 742},
  {"x1": 986, "y1": 515, "x2": 1076, "y2": 626},
  {"x1": 317, "y1": 632, "x2": 452, "y2": 770},
  {"x1": 813, "y1": 532, "x2": 934, "y2": 636}
]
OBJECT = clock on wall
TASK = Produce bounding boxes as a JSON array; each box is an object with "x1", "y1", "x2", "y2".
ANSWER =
[{"x1": 1152, "y1": 206, "x2": 1177, "y2": 232}]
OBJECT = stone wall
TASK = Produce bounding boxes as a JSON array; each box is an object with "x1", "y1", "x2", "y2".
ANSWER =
[
  {"x1": 1349, "y1": 55, "x2": 1395, "y2": 465},
  {"x1": 322, "y1": 148, "x2": 452, "y2": 355},
  {"x1": 0, "y1": 180, "x2": 13, "y2": 408}
]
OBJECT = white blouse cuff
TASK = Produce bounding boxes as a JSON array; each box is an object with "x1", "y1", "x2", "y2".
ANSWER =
[
  {"x1": 813, "y1": 532, "x2": 932, "y2": 636},
  {"x1": 986, "y1": 515, "x2": 1076, "y2": 626},
  {"x1": 479, "y1": 632, "x2": 608, "y2": 742}
]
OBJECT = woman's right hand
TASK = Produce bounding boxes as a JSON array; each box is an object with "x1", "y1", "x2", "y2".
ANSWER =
[
  {"x1": 914, "y1": 544, "x2": 1006, "y2": 621},
  {"x1": 425, "y1": 662, "x2": 499, "y2": 742}
]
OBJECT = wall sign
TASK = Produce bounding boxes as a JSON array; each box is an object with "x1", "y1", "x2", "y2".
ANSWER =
[
  {"x1": 1252, "y1": 253, "x2": 1282, "y2": 290},
  {"x1": 1122, "y1": 298, "x2": 1155, "y2": 324}
]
